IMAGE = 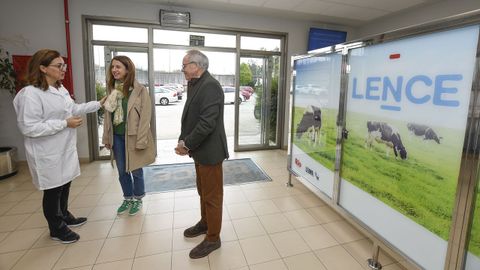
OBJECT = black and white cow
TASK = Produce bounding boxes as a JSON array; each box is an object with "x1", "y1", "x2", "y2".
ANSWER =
[
  {"x1": 365, "y1": 121, "x2": 407, "y2": 160},
  {"x1": 296, "y1": 105, "x2": 322, "y2": 145},
  {"x1": 407, "y1": 123, "x2": 442, "y2": 144}
]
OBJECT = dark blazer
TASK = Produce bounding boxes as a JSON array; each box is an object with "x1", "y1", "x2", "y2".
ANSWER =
[{"x1": 179, "y1": 71, "x2": 229, "y2": 165}]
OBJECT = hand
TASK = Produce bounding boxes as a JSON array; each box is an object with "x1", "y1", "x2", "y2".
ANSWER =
[
  {"x1": 99, "y1": 96, "x2": 107, "y2": 107},
  {"x1": 174, "y1": 146, "x2": 188, "y2": 156},
  {"x1": 66, "y1": 116, "x2": 83, "y2": 128},
  {"x1": 175, "y1": 140, "x2": 189, "y2": 156},
  {"x1": 105, "y1": 143, "x2": 111, "y2": 150}
]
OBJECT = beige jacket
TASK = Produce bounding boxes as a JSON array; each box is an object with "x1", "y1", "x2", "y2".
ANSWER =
[{"x1": 102, "y1": 81, "x2": 156, "y2": 171}]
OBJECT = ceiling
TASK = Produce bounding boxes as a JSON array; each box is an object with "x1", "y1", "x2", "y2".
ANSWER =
[{"x1": 131, "y1": 0, "x2": 442, "y2": 26}]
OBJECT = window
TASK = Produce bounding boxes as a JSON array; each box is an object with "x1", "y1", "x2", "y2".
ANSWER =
[
  {"x1": 241, "y1": 36, "x2": 281, "y2": 51},
  {"x1": 154, "y1": 29, "x2": 236, "y2": 48},
  {"x1": 92, "y1": 25, "x2": 148, "y2": 43}
]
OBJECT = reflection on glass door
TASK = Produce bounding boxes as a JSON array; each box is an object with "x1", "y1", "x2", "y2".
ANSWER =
[
  {"x1": 92, "y1": 46, "x2": 149, "y2": 159},
  {"x1": 237, "y1": 56, "x2": 280, "y2": 149}
]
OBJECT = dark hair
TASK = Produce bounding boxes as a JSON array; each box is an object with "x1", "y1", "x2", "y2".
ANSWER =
[
  {"x1": 26, "y1": 49, "x2": 62, "y2": 90},
  {"x1": 107, "y1": 55, "x2": 136, "y2": 96}
]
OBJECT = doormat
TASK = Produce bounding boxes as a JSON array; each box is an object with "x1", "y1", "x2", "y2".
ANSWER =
[{"x1": 144, "y1": 158, "x2": 271, "y2": 193}]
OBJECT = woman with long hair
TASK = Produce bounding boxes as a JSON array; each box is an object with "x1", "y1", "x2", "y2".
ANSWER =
[
  {"x1": 102, "y1": 55, "x2": 155, "y2": 216},
  {"x1": 13, "y1": 49, "x2": 105, "y2": 244}
]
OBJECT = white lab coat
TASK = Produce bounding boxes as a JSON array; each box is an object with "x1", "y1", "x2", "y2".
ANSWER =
[{"x1": 13, "y1": 85, "x2": 101, "y2": 190}]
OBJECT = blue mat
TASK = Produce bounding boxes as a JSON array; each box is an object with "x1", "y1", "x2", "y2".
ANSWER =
[{"x1": 144, "y1": 158, "x2": 271, "y2": 193}]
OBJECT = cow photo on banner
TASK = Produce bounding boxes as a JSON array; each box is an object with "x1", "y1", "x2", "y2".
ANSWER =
[
  {"x1": 291, "y1": 53, "x2": 342, "y2": 198},
  {"x1": 340, "y1": 25, "x2": 480, "y2": 270}
]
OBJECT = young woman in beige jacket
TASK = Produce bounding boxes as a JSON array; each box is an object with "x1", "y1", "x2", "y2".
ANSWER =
[{"x1": 102, "y1": 55, "x2": 155, "y2": 216}]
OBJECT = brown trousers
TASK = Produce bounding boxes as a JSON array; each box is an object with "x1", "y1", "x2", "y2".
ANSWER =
[{"x1": 195, "y1": 161, "x2": 223, "y2": 241}]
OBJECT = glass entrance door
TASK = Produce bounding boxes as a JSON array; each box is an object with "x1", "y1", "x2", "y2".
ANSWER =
[
  {"x1": 91, "y1": 46, "x2": 149, "y2": 159},
  {"x1": 236, "y1": 55, "x2": 280, "y2": 150}
]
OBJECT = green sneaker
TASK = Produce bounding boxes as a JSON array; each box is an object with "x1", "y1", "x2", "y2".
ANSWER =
[
  {"x1": 117, "y1": 200, "x2": 132, "y2": 215},
  {"x1": 129, "y1": 199, "x2": 143, "y2": 216}
]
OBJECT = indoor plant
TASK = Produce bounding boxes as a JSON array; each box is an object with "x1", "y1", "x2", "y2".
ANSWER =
[
  {"x1": 0, "y1": 49, "x2": 16, "y2": 96},
  {"x1": 0, "y1": 48, "x2": 19, "y2": 179}
]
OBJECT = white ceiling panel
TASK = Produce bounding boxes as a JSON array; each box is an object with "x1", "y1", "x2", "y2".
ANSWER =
[
  {"x1": 326, "y1": 3, "x2": 389, "y2": 21},
  {"x1": 122, "y1": 0, "x2": 444, "y2": 26},
  {"x1": 294, "y1": 0, "x2": 336, "y2": 14},
  {"x1": 328, "y1": 0, "x2": 427, "y2": 12},
  {"x1": 263, "y1": 0, "x2": 305, "y2": 11},
  {"x1": 229, "y1": 0, "x2": 267, "y2": 7}
]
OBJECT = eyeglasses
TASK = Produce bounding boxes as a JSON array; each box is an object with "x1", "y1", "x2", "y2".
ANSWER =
[
  {"x1": 181, "y1": 62, "x2": 196, "y2": 71},
  {"x1": 49, "y1": 63, "x2": 68, "y2": 71}
]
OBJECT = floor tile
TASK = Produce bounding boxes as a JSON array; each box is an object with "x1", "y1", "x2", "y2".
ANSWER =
[
  {"x1": 5, "y1": 200, "x2": 41, "y2": 215},
  {"x1": 250, "y1": 199, "x2": 281, "y2": 216},
  {"x1": 96, "y1": 235, "x2": 139, "y2": 263},
  {"x1": 136, "y1": 229, "x2": 172, "y2": 257},
  {"x1": 272, "y1": 196, "x2": 303, "y2": 212},
  {"x1": 17, "y1": 213, "x2": 48, "y2": 230},
  {"x1": 283, "y1": 252, "x2": 327, "y2": 270},
  {"x1": 0, "y1": 214, "x2": 30, "y2": 232},
  {"x1": 0, "y1": 202, "x2": 17, "y2": 216},
  {"x1": 258, "y1": 213, "x2": 293, "y2": 234},
  {"x1": 132, "y1": 252, "x2": 171, "y2": 270},
  {"x1": 342, "y1": 238, "x2": 395, "y2": 269},
  {"x1": 0, "y1": 228, "x2": 45, "y2": 253},
  {"x1": 108, "y1": 214, "x2": 144, "y2": 237},
  {"x1": 270, "y1": 230, "x2": 310, "y2": 257},
  {"x1": 306, "y1": 205, "x2": 343, "y2": 224},
  {"x1": 224, "y1": 190, "x2": 248, "y2": 204},
  {"x1": 297, "y1": 225, "x2": 338, "y2": 250},
  {"x1": 11, "y1": 246, "x2": 66, "y2": 270},
  {"x1": 142, "y1": 212, "x2": 174, "y2": 233},
  {"x1": 232, "y1": 217, "x2": 266, "y2": 239},
  {"x1": 92, "y1": 259, "x2": 133, "y2": 270},
  {"x1": 173, "y1": 209, "x2": 200, "y2": 229},
  {"x1": 171, "y1": 249, "x2": 210, "y2": 270},
  {"x1": 0, "y1": 250, "x2": 26, "y2": 270},
  {"x1": 54, "y1": 239, "x2": 103, "y2": 269},
  {"x1": 87, "y1": 205, "x2": 118, "y2": 222},
  {"x1": 293, "y1": 193, "x2": 326, "y2": 208},
  {"x1": 283, "y1": 209, "x2": 318, "y2": 228},
  {"x1": 174, "y1": 196, "x2": 200, "y2": 211},
  {"x1": 76, "y1": 220, "x2": 114, "y2": 242},
  {"x1": 227, "y1": 203, "x2": 256, "y2": 220},
  {"x1": 209, "y1": 241, "x2": 247, "y2": 270},
  {"x1": 221, "y1": 220, "x2": 238, "y2": 241},
  {"x1": 145, "y1": 198, "x2": 174, "y2": 214},
  {"x1": 239, "y1": 235, "x2": 280, "y2": 265},
  {"x1": 172, "y1": 227, "x2": 203, "y2": 251},
  {"x1": 315, "y1": 245, "x2": 364, "y2": 270},
  {"x1": 323, "y1": 220, "x2": 365, "y2": 244},
  {"x1": 249, "y1": 259, "x2": 288, "y2": 270}
]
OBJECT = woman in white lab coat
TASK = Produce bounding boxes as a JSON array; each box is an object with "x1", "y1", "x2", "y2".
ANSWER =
[{"x1": 13, "y1": 49, "x2": 105, "y2": 244}]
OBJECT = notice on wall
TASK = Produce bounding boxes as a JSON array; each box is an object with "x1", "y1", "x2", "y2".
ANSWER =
[
  {"x1": 340, "y1": 25, "x2": 480, "y2": 270},
  {"x1": 291, "y1": 53, "x2": 342, "y2": 198}
]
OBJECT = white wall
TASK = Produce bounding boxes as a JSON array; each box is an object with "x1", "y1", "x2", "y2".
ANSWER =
[
  {"x1": 0, "y1": 0, "x2": 354, "y2": 160},
  {"x1": 356, "y1": 0, "x2": 480, "y2": 39}
]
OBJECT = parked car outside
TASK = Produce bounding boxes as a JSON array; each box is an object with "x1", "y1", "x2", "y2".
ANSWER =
[
  {"x1": 154, "y1": 86, "x2": 178, "y2": 106},
  {"x1": 239, "y1": 86, "x2": 254, "y2": 101},
  {"x1": 222, "y1": 86, "x2": 242, "y2": 105},
  {"x1": 164, "y1": 83, "x2": 184, "y2": 100}
]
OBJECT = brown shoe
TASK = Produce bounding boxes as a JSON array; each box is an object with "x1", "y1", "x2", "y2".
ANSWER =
[
  {"x1": 189, "y1": 239, "x2": 221, "y2": 259},
  {"x1": 184, "y1": 221, "x2": 207, "y2": 238}
]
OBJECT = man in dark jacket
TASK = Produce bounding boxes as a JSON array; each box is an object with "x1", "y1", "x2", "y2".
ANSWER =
[{"x1": 175, "y1": 49, "x2": 229, "y2": 259}]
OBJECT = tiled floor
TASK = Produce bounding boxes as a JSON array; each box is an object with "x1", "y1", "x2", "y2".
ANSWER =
[{"x1": 0, "y1": 149, "x2": 409, "y2": 270}]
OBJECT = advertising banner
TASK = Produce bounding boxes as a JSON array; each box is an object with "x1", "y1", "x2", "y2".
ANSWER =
[
  {"x1": 291, "y1": 53, "x2": 342, "y2": 198},
  {"x1": 340, "y1": 25, "x2": 479, "y2": 269}
]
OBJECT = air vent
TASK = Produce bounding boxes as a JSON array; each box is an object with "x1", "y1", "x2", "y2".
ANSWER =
[{"x1": 160, "y1": 10, "x2": 190, "y2": 29}]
